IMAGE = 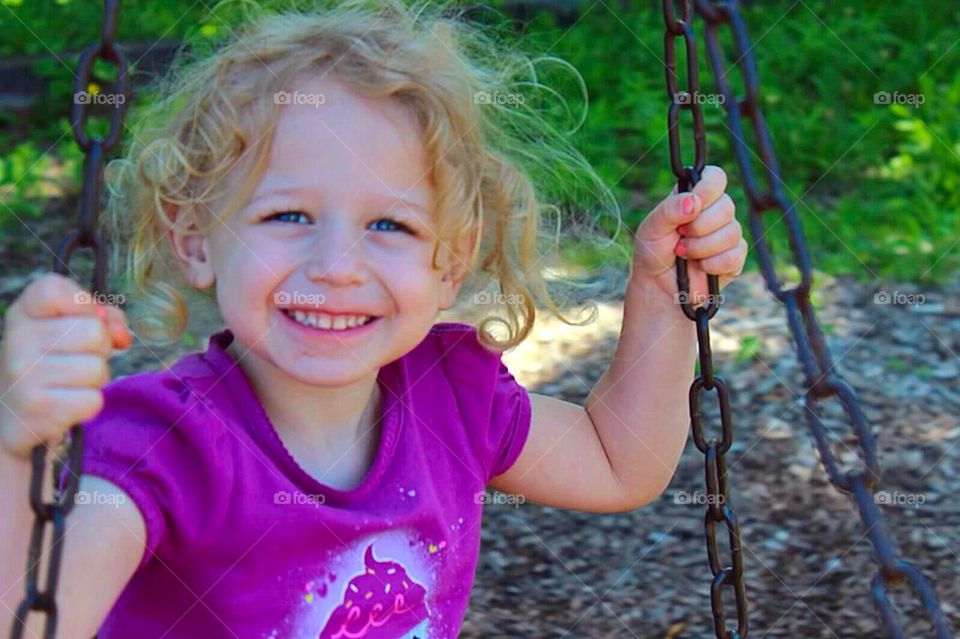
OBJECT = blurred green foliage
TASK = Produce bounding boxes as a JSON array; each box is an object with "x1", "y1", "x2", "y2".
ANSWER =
[{"x1": 1, "y1": 0, "x2": 958, "y2": 282}]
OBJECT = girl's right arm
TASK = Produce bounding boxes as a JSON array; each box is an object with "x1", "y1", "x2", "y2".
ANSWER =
[
  {"x1": 0, "y1": 273, "x2": 146, "y2": 637},
  {"x1": 1, "y1": 452, "x2": 146, "y2": 638}
]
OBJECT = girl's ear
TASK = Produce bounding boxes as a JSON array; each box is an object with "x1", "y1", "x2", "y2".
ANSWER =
[
  {"x1": 165, "y1": 204, "x2": 216, "y2": 290},
  {"x1": 438, "y1": 226, "x2": 479, "y2": 310}
]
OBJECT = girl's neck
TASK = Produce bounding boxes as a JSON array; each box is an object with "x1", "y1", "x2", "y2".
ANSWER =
[{"x1": 225, "y1": 340, "x2": 383, "y2": 450}]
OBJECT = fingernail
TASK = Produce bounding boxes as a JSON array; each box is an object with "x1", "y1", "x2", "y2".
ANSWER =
[
  {"x1": 677, "y1": 224, "x2": 689, "y2": 236},
  {"x1": 675, "y1": 241, "x2": 686, "y2": 256},
  {"x1": 682, "y1": 195, "x2": 694, "y2": 215},
  {"x1": 116, "y1": 329, "x2": 133, "y2": 349}
]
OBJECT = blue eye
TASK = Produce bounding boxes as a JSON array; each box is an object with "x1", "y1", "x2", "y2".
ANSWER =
[
  {"x1": 262, "y1": 211, "x2": 415, "y2": 234},
  {"x1": 369, "y1": 217, "x2": 415, "y2": 234},
  {"x1": 265, "y1": 210, "x2": 310, "y2": 224}
]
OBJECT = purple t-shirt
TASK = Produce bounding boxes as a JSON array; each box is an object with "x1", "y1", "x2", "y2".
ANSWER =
[{"x1": 80, "y1": 321, "x2": 531, "y2": 639}]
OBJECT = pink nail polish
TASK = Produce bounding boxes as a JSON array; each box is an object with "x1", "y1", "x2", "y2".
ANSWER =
[
  {"x1": 682, "y1": 195, "x2": 693, "y2": 215},
  {"x1": 675, "y1": 241, "x2": 686, "y2": 256}
]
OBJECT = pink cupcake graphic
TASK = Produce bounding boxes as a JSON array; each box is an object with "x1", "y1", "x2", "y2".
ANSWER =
[{"x1": 319, "y1": 543, "x2": 429, "y2": 639}]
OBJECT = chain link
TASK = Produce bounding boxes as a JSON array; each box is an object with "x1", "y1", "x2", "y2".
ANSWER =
[
  {"x1": 662, "y1": 2, "x2": 749, "y2": 637},
  {"x1": 693, "y1": 0, "x2": 951, "y2": 635},
  {"x1": 9, "y1": 2, "x2": 127, "y2": 638}
]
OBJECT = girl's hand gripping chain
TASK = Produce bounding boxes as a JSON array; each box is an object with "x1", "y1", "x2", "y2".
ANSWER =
[
  {"x1": 631, "y1": 165, "x2": 747, "y2": 305},
  {"x1": 0, "y1": 273, "x2": 132, "y2": 460}
]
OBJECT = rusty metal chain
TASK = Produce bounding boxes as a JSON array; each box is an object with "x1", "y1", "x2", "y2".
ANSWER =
[
  {"x1": 9, "y1": 2, "x2": 128, "y2": 638},
  {"x1": 6, "y1": 2, "x2": 951, "y2": 638},
  {"x1": 692, "y1": 0, "x2": 951, "y2": 636},
  {"x1": 662, "y1": 2, "x2": 749, "y2": 637}
]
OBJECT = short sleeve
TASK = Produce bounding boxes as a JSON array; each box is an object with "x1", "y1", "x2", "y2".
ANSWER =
[
  {"x1": 79, "y1": 366, "x2": 230, "y2": 572},
  {"x1": 488, "y1": 359, "x2": 532, "y2": 479},
  {"x1": 430, "y1": 322, "x2": 532, "y2": 483}
]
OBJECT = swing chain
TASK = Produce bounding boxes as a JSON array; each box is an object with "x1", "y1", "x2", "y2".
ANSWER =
[
  {"x1": 662, "y1": 2, "x2": 748, "y2": 637},
  {"x1": 5, "y1": 2, "x2": 950, "y2": 638},
  {"x1": 693, "y1": 0, "x2": 951, "y2": 636},
  {"x1": 9, "y1": 2, "x2": 127, "y2": 638}
]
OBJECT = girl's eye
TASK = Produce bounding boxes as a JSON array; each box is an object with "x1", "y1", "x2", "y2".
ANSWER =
[
  {"x1": 368, "y1": 216, "x2": 416, "y2": 235},
  {"x1": 262, "y1": 211, "x2": 416, "y2": 234},
  {"x1": 265, "y1": 210, "x2": 310, "y2": 224}
]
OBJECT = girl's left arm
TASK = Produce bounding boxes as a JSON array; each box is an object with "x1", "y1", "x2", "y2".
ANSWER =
[{"x1": 487, "y1": 166, "x2": 747, "y2": 512}]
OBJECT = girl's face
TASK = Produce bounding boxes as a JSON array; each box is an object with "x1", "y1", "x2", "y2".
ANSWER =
[{"x1": 171, "y1": 74, "x2": 465, "y2": 387}]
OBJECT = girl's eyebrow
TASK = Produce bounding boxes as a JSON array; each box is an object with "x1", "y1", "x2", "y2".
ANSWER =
[
  {"x1": 251, "y1": 184, "x2": 429, "y2": 212},
  {"x1": 371, "y1": 188, "x2": 432, "y2": 214}
]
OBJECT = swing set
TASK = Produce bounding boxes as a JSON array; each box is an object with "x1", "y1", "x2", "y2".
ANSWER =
[{"x1": 7, "y1": 1, "x2": 953, "y2": 637}]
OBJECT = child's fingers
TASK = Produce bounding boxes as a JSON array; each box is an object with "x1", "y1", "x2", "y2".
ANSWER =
[
  {"x1": 37, "y1": 316, "x2": 113, "y2": 357},
  {"x1": 14, "y1": 273, "x2": 99, "y2": 322},
  {"x1": 678, "y1": 193, "x2": 736, "y2": 238},
  {"x1": 637, "y1": 191, "x2": 701, "y2": 240},
  {"x1": 697, "y1": 238, "x2": 748, "y2": 276},
  {"x1": 10, "y1": 275, "x2": 131, "y2": 354},
  {"x1": 691, "y1": 165, "x2": 727, "y2": 210},
  {"x1": 41, "y1": 353, "x2": 111, "y2": 389},
  {"x1": 38, "y1": 387, "x2": 106, "y2": 437},
  {"x1": 96, "y1": 303, "x2": 133, "y2": 350},
  {"x1": 640, "y1": 166, "x2": 728, "y2": 241},
  {"x1": 676, "y1": 220, "x2": 743, "y2": 260}
]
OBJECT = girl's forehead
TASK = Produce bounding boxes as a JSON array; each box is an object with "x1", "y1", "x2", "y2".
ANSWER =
[
  {"x1": 283, "y1": 73, "x2": 420, "y2": 142},
  {"x1": 248, "y1": 171, "x2": 432, "y2": 212},
  {"x1": 261, "y1": 84, "x2": 433, "y2": 200}
]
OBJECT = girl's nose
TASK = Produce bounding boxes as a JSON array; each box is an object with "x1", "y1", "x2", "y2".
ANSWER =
[{"x1": 303, "y1": 231, "x2": 366, "y2": 287}]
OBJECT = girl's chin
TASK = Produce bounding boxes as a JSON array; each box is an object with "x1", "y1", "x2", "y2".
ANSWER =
[{"x1": 272, "y1": 357, "x2": 378, "y2": 387}]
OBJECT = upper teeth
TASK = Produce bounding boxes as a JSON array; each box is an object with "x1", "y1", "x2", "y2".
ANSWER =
[{"x1": 287, "y1": 310, "x2": 371, "y2": 330}]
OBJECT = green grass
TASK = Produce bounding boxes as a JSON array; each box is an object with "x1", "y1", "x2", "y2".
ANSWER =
[
  {"x1": 2, "y1": 0, "x2": 958, "y2": 283},
  {"x1": 734, "y1": 335, "x2": 761, "y2": 364}
]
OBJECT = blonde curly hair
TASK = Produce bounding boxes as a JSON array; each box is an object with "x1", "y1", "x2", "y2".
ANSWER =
[{"x1": 104, "y1": 0, "x2": 625, "y2": 352}]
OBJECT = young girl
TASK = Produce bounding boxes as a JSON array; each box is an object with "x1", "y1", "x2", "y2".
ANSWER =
[{"x1": 0, "y1": 1, "x2": 746, "y2": 637}]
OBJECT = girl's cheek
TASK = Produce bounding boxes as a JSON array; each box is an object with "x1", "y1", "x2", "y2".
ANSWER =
[{"x1": 245, "y1": 241, "x2": 300, "y2": 265}]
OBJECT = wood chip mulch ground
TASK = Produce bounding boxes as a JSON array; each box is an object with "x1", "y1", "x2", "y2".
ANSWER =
[
  {"x1": 470, "y1": 269, "x2": 960, "y2": 638},
  {"x1": 2, "y1": 213, "x2": 958, "y2": 638}
]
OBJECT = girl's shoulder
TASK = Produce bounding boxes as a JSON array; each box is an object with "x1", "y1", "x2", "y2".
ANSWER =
[
  {"x1": 416, "y1": 323, "x2": 530, "y2": 483},
  {"x1": 86, "y1": 345, "x2": 226, "y2": 432},
  {"x1": 427, "y1": 321, "x2": 476, "y2": 335},
  {"x1": 424, "y1": 320, "x2": 481, "y2": 346},
  {"x1": 412, "y1": 321, "x2": 502, "y2": 368},
  {"x1": 80, "y1": 343, "x2": 237, "y2": 570},
  {"x1": 426, "y1": 320, "x2": 522, "y2": 368},
  {"x1": 408, "y1": 322, "x2": 519, "y2": 394}
]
